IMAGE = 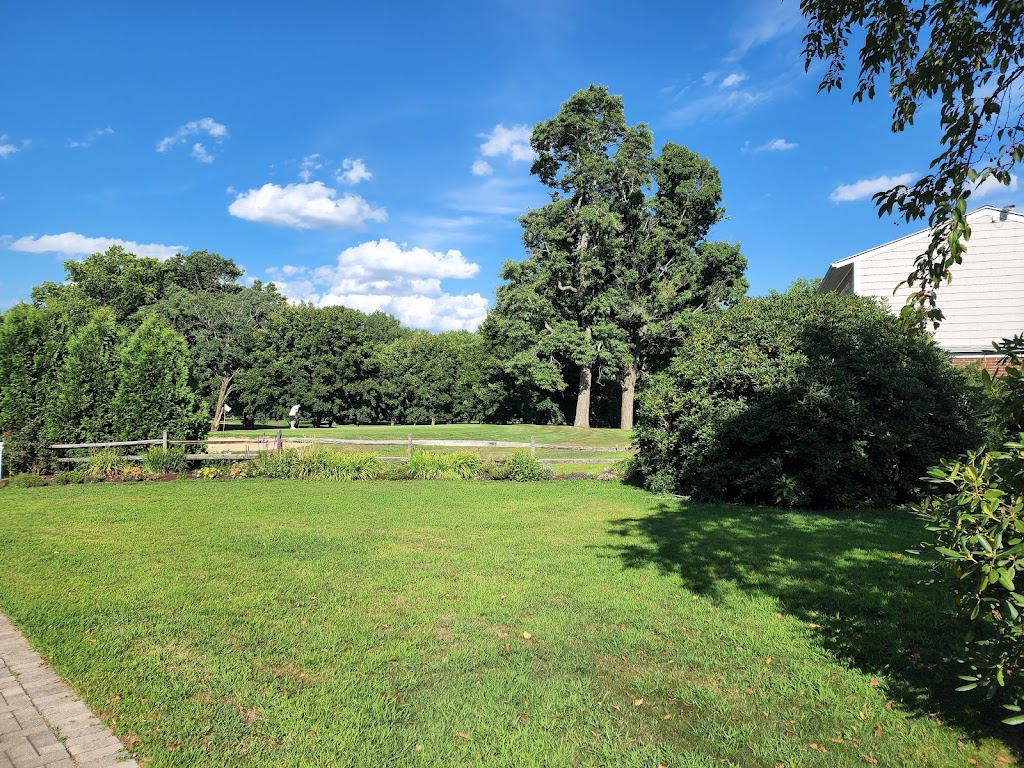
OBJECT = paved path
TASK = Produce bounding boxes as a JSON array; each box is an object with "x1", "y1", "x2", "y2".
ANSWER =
[{"x1": 0, "y1": 613, "x2": 138, "y2": 768}]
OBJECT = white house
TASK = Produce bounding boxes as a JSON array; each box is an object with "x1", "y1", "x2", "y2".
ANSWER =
[{"x1": 819, "y1": 205, "x2": 1024, "y2": 363}]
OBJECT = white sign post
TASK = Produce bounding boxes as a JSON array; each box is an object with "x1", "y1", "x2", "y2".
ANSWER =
[{"x1": 0, "y1": 441, "x2": 4, "y2": 481}]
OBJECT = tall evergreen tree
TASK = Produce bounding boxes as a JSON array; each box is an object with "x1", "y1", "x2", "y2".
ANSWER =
[
  {"x1": 111, "y1": 315, "x2": 206, "y2": 440},
  {"x1": 507, "y1": 85, "x2": 632, "y2": 428},
  {"x1": 487, "y1": 86, "x2": 748, "y2": 429},
  {"x1": 44, "y1": 307, "x2": 123, "y2": 444},
  {"x1": 0, "y1": 304, "x2": 61, "y2": 472},
  {"x1": 612, "y1": 143, "x2": 748, "y2": 428}
]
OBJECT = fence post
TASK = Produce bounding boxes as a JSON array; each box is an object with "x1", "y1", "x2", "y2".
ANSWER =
[
  {"x1": 407, "y1": 434, "x2": 413, "y2": 459},
  {"x1": 162, "y1": 430, "x2": 168, "y2": 452},
  {"x1": 277, "y1": 428, "x2": 283, "y2": 453},
  {"x1": 530, "y1": 436, "x2": 535, "y2": 457}
]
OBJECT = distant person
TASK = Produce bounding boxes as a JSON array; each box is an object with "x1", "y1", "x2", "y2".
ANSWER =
[{"x1": 288, "y1": 403, "x2": 301, "y2": 429}]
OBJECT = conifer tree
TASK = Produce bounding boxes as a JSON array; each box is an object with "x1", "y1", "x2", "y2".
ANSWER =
[{"x1": 111, "y1": 315, "x2": 206, "y2": 440}]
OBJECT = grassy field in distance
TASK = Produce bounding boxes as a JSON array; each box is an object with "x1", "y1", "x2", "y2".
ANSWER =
[{"x1": 214, "y1": 421, "x2": 632, "y2": 449}]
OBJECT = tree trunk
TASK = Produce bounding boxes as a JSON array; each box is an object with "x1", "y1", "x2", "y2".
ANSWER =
[
  {"x1": 574, "y1": 366, "x2": 592, "y2": 428},
  {"x1": 431, "y1": 416, "x2": 436, "y2": 426},
  {"x1": 620, "y1": 362, "x2": 637, "y2": 431},
  {"x1": 210, "y1": 375, "x2": 232, "y2": 433}
]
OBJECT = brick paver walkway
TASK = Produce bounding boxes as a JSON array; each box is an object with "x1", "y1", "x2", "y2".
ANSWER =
[{"x1": 0, "y1": 613, "x2": 138, "y2": 768}]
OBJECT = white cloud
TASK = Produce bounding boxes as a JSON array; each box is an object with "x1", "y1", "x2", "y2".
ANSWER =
[
  {"x1": 191, "y1": 143, "x2": 214, "y2": 164},
  {"x1": 338, "y1": 158, "x2": 372, "y2": 185},
  {"x1": 830, "y1": 173, "x2": 917, "y2": 203},
  {"x1": 332, "y1": 239, "x2": 479, "y2": 279},
  {"x1": 8, "y1": 232, "x2": 185, "y2": 260},
  {"x1": 972, "y1": 173, "x2": 1019, "y2": 199},
  {"x1": 67, "y1": 127, "x2": 115, "y2": 149},
  {"x1": 730, "y1": 1, "x2": 801, "y2": 59},
  {"x1": 667, "y1": 84, "x2": 778, "y2": 125},
  {"x1": 331, "y1": 292, "x2": 488, "y2": 332},
  {"x1": 479, "y1": 124, "x2": 535, "y2": 162},
  {"x1": 227, "y1": 181, "x2": 387, "y2": 229},
  {"x1": 471, "y1": 159, "x2": 493, "y2": 176},
  {"x1": 0, "y1": 135, "x2": 21, "y2": 159},
  {"x1": 156, "y1": 118, "x2": 229, "y2": 160},
  {"x1": 448, "y1": 176, "x2": 545, "y2": 216},
  {"x1": 721, "y1": 73, "x2": 747, "y2": 88},
  {"x1": 299, "y1": 153, "x2": 322, "y2": 182},
  {"x1": 748, "y1": 137, "x2": 798, "y2": 152},
  {"x1": 266, "y1": 239, "x2": 486, "y2": 331}
]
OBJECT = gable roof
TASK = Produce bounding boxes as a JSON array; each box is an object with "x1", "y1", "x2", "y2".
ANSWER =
[{"x1": 820, "y1": 205, "x2": 1024, "y2": 293}]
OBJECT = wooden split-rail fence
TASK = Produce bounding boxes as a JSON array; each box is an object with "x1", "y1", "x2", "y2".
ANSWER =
[{"x1": 50, "y1": 431, "x2": 626, "y2": 465}]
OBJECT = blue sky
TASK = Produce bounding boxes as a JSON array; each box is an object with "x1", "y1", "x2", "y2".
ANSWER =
[{"x1": 2, "y1": 0, "x2": 1018, "y2": 331}]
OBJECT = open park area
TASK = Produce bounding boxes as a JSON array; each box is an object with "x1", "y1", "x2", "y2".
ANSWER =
[
  {"x1": 0, "y1": 479, "x2": 1019, "y2": 766},
  {"x1": 3, "y1": 3, "x2": 1023, "y2": 765}
]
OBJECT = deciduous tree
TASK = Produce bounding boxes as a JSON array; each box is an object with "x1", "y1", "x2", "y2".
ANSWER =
[
  {"x1": 156, "y1": 279, "x2": 285, "y2": 431},
  {"x1": 800, "y1": 0, "x2": 1024, "y2": 325}
]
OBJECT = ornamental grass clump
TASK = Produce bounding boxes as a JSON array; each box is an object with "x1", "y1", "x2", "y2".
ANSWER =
[
  {"x1": 86, "y1": 449, "x2": 130, "y2": 479},
  {"x1": 248, "y1": 449, "x2": 298, "y2": 479},
  {"x1": 142, "y1": 446, "x2": 188, "y2": 475},
  {"x1": 405, "y1": 450, "x2": 481, "y2": 480},
  {"x1": 290, "y1": 449, "x2": 383, "y2": 481}
]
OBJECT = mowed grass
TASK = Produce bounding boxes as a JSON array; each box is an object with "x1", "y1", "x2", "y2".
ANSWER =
[
  {"x1": 216, "y1": 422, "x2": 632, "y2": 449},
  {"x1": 0, "y1": 482, "x2": 1019, "y2": 767}
]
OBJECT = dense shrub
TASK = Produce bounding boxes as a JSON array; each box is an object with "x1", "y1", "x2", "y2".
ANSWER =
[
  {"x1": 913, "y1": 335, "x2": 1024, "y2": 722},
  {"x1": 633, "y1": 291, "x2": 981, "y2": 508},
  {"x1": 52, "y1": 470, "x2": 87, "y2": 485},
  {"x1": 405, "y1": 450, "x2": 481, "y2": 480},
  {"x1": 499, "y1": 451, "x2": 549, "y2": 482},
  {"x1": 4, "y1": 474, "x2": 47, "y2": 489}
]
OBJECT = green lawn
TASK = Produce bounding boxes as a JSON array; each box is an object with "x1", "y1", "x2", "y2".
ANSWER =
[
  {"x1": 0, "y1": 481, "x2": 1018, "y2": 766},
  {"x1": 215, "y1": 422, "x2": 632, "y2": 449}
]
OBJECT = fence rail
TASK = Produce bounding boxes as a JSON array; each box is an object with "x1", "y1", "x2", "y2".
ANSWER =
[
  {"x1": 49, "y1": 430, "x2": 626, "y2": 466},
  {"x1": 56, "y1": 455, "x2": 612, "y2": 465}
]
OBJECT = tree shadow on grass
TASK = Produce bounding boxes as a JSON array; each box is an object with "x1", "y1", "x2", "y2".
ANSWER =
[{"x1": 603, "y1": 499, "x2": 1023, "y2": 749}]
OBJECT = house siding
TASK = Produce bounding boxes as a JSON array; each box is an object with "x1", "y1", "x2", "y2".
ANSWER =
[{"x1": 852, "y1": 213, "x2": 1024, "y2": 352}]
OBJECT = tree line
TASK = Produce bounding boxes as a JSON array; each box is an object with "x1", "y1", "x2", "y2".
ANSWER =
[{"x1": 0, "y1": 86, "x2": 747, "y2": 471}]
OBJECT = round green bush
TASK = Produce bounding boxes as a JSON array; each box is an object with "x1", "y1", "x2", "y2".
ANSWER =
[
  {"x1": 633, "y1": 290, "x2": 982, "y2": 508},
  {"x1": 501, "y1": 451, "x2": 549, "y2": 482},
  {"x1": 5, "y1": 473, "x2": 47, "y2": 489}
]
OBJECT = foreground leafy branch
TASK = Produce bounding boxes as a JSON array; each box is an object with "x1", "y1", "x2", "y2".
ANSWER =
[
  {"x1": 801, "y1": 0, "x2": 1024, "y2": 326},
  {"x1": 914, "y1": 439, "x2": 1024, "y2": 722}
]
